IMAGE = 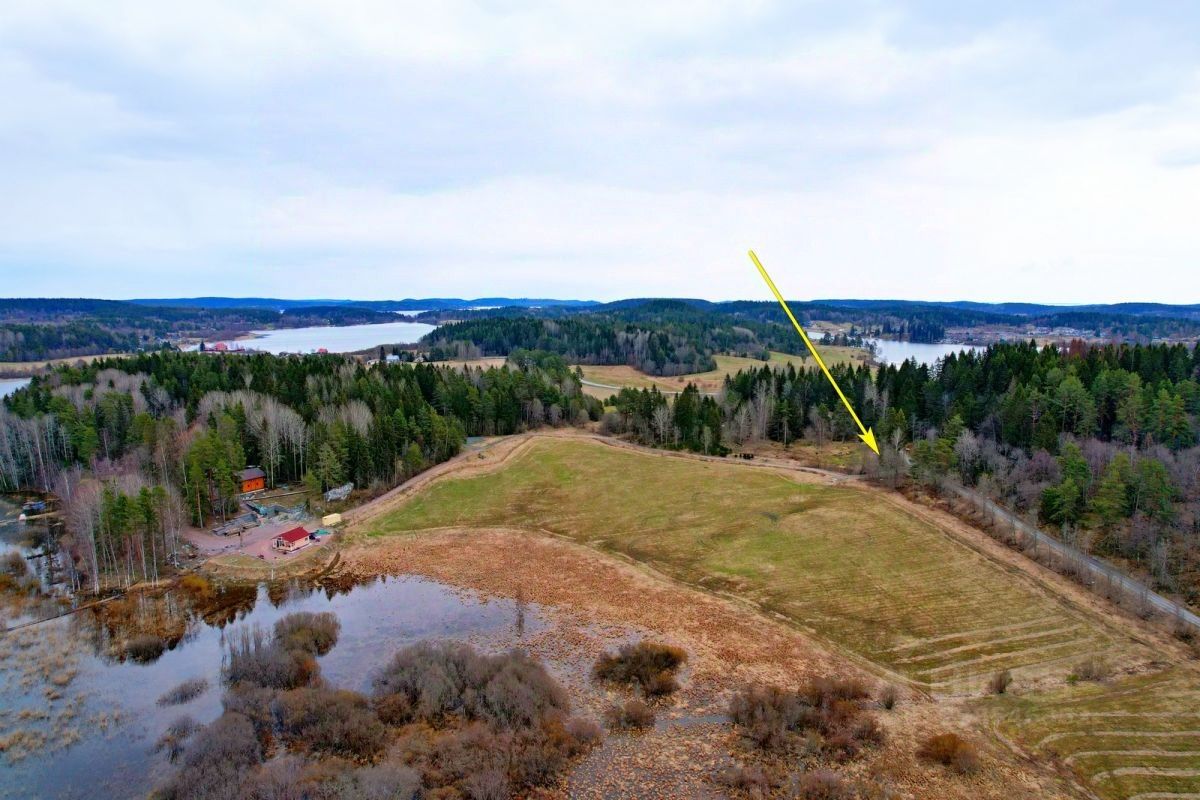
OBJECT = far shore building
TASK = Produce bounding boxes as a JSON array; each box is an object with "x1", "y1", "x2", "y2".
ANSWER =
[
  {"x1": 238, "y1": 467, "x2": 266, "y2": 494},
  {"x1": 273, "y1": 526, "x2": 312, "y2": 554}
]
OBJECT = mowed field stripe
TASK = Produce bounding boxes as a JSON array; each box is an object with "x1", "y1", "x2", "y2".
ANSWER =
[
  {"x1": 888, "y1": 616, "x2": 1065, "y2": 652},
  {"x1": 896, "y1": 625, "x2": 1084, "y2": 665}
]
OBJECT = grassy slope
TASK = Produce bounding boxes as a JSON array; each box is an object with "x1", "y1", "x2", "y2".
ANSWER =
[
  {"x1": 365, "y1": 439, "x2": 1138, "y2": 688},
  {"x1": 363, "y1": 437, "x2": 1200, "y2": 798}
]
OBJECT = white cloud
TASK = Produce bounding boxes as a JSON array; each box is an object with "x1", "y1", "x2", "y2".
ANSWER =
[{"x1": 0, "y1": 1, "x2": 1197, "y2": 302}]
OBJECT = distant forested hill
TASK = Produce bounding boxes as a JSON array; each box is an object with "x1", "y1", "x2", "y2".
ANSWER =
[
  {"x1": 129, "y1": 296, "x2": 600, "y2": 311},
  {"x1": 0, "y1": 299, "x2": 398, "y2": 361}
]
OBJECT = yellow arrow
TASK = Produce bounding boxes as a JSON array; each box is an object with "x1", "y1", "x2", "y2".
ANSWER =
[{"x1": 748, "y1": 250, "x2": 880, "y2": 455}]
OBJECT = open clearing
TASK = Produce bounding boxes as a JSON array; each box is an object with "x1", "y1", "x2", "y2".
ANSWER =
[
  {"x1": 576, "y1": 348, "x2": 867, "y2": 397},
  {"x1": 361, "y1": 437, "x2": 1150, "y2": 693},
  {"x1": 356, "y1": 434, "x2": 1200, "y2": 800}
]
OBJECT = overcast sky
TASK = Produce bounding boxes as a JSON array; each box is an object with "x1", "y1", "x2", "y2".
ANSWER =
[{"x1": 2, "y1": 1, "x2": 1197, "y2": 303}]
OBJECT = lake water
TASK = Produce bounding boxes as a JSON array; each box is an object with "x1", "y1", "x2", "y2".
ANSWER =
[
  {"x1": 0, "y1": 574, "x2": 544, "y2": 799},
  {"x1": 866, "y1": 338, "x2": 983, "y2": 367},
  {"x1": 0, "y1": 377, "x2": 31, "y2": 399},
  {"x1": 198, "y1": 320, "x2": 437, "y2": 354}
]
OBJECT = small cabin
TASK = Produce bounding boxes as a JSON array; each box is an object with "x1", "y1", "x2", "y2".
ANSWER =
[
  {"x1": 239, "y1": 467, "x2": 266, "y2": 494},
  {"x1": 273, "y1": 526, "x2": 312, "y2": 553}
]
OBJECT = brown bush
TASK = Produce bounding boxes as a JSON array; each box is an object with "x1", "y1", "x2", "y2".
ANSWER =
[
  {"x1": 802, "y1": 677, "x2": 871, "y2": 706},
  {"x1": 605, "y1": 699, "x2": 656, "y2": 730},
  {"x1": 593, "y1": 641, "x2": 687, "y2": 696},
  {"x1": 793, "y1": 769, "x2": 852, "y2": 799},
  {"x1": 126, "y1": 634, "x2": 167, "y2": 664},
  {"x1": 273, "y1": 611, "x2": 341, "y2": 656},
  {"x1": 1, "y1": 551, "x2": 29, "y2": 577},
  {"x1": 988, "y1": 670, "x2": 1013, "y2": 695},
  {"x1": 224, "y1": 625, "x2": 318, "y2": 689},
  {"x1": 1069, "y1": 656, "x2": 1111, "y2": 683},
  {"x1": 223, "y1": 682, "x2": 277, "y2": 747},
  {"x1": 564, "y1": 716, "x2": 603, "y2": 746},
  {"x1": 372, "y1": 641, "x2": 568, "y2": 730},
  {"x1": 729, "y1": 679, "x2": 882, "y2": 759},
  {"x1": 918, "y1": 732, "x2": 979, "y2": 774},
  {"x1": 729, "y1": 684, "x2": 811, "y2": 750},
  {"x1": 878, "y1": 685, "x2": 898, "y2": 710},
  {"x1": 273, "y1": 687, "x2": 388, "y2": 762},
  {"x1": 158, "y1": 677, "x2": 209, "y2": 707},
  {"x1": 177, "y1": 574, "x2": 214, "y2": 599},
  {"x1": 717, "y1": 763, "x2": 775, "y2": 796},
  {"x1": 154, "y1": 712, "x2": 263, "y2": 800}
]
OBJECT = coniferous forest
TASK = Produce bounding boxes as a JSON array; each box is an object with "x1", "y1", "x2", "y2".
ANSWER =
[{"x1": 0, "y1": 351, "x2": 600, "y2": 591}]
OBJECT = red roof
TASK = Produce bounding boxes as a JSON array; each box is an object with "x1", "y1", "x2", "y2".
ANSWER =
[
  {"x1": 276, "y1": 526, "x2": 309, "y2": 544},
  {"x1": 213, "y1": 342, "x2": 229, "y2": 351}
]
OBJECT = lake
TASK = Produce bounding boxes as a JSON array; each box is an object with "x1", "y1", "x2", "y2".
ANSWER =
[
  {"x1": 197, "y1": 320, "x2": 437, "y2": 354},
  {"x1": 0, "y1": 573, "x2": 543, "y2": 799},
  {"x1": 866, "y1": 338, "x2": 982, "y2": 367},
  {"x1": 0, "y1": 377, "x2": 31, "y2": 399}
]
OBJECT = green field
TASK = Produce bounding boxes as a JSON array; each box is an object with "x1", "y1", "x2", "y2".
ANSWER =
[
  {"x1": 364, "y1": 438, "x2": 1145, "y2": 692},
  {"x1": 362, "y1": 436, "x2": 1200, "y2": 798}
]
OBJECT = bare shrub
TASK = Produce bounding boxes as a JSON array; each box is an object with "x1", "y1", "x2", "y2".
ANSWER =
[
  {"x1": 154, "y1": 715, "x2": 201, "y2": 763},
  {"x1": 273, "y1": 687, "x2": 388, "y2": 762},
  {"x1": 224, "y1": 625, "x2": 318, "y2": 690},
  {"x1": 729, "y1": 679, "x2": 882, "y2": 759},
  {"x1": 223, "y1": 682, "x2": 277, "y2": 747},
  {"x1": 605, "y1": 699, "x2": 655, "y2": 730},
  {"x1": 509, "y1": 714, "x2": 596, "y2": 786},
  {"x1": 372, "y1": 641, "x2": 568, "y2": 730},
  {"x1": 878, "y1": 685, "x2": 898, "y2": 710},
  {"x1": 1172, "y1": 612, "x2": 1196, "y2": 643},
  {"x1": 158, "y1": 677, "x2": 209, "y2": 707},
  {"x1": 717, "y1": 762, "x2": 775, "y2": 795},
  {"x1": 564, "y1": 716, "x2": 603, "y2": 746},
  {"x1": 802, "y1": 677, "x2": 871, "y2": 706},
  {"x1": 126, "y1": 634, "x2": 166, "y2": 664},
  {"x1": 592, "y1": 641, "x2": 687, "y2": 696},
  {"x1": 1069, "y1": 656, "x2": 1111, "y2": 683},
  {"x1": 793, "y1": 769, "x2": 851, "y2": 799},
  {"x1": 1, "y1": 551, "x2": 29, "y2": 577},
  {"x1": 729, "y1": 684, "x2": 810, "y2": 750},
  {"x1": 988, "y1": 670, "x2": 1013, "y2": 695},
  {"x1": 155, "y1": 712, "x2": 263, "y2": 800},
  {"x1": 917, "y1": 732, "x2": 979, "y2": 774},
  {"x1": 349, "y1": 763, "x2": 422, "y2": 800},
  {"x1": 273, "y1": 611, "x2": 341, "y2": 656},
  {"x1": 177, "y1": 574, "x2": 214, "y2": 599}
]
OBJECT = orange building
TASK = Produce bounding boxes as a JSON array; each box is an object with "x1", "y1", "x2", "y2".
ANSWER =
[{"x1": 238, "y1": 467, "x2": 266, "y2": 493}]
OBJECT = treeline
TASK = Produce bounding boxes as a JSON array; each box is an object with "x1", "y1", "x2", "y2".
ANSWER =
[
  {"x1": 0, "y1": 350, "x2": 600, "y2": 591},
  {"x1": 426, "y1": 315, "x2": 717, "y2": 376},
  {"x1": 613, "y1": 340, "x2": 1200, "y2": 603},
  {"x1": 0, "y1": 322, "x2": 143, "y2": 361}
]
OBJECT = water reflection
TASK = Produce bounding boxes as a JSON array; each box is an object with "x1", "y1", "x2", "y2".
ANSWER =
[{"x1": 0, "y1": 571, "x2": 545, "y2": 800}]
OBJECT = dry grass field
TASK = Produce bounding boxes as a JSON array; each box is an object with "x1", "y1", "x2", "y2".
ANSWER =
[
  {"x1": 577, "y1": 348, "x2": 868, "y2": 398},
  {"x1": 356, "y1": 436, "x2": 1200, "y2": 799},
  {"x1": 996, "y1": 666, "x2": 1200, "y2": 800}
]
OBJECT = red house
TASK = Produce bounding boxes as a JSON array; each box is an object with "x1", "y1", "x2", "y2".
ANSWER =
[
  {"x1": 238, "y1": 467, "x2": 266, "y2": 493},
  {"x1": 273, "y1": 526, "x2": 311, "y2": 553}
]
